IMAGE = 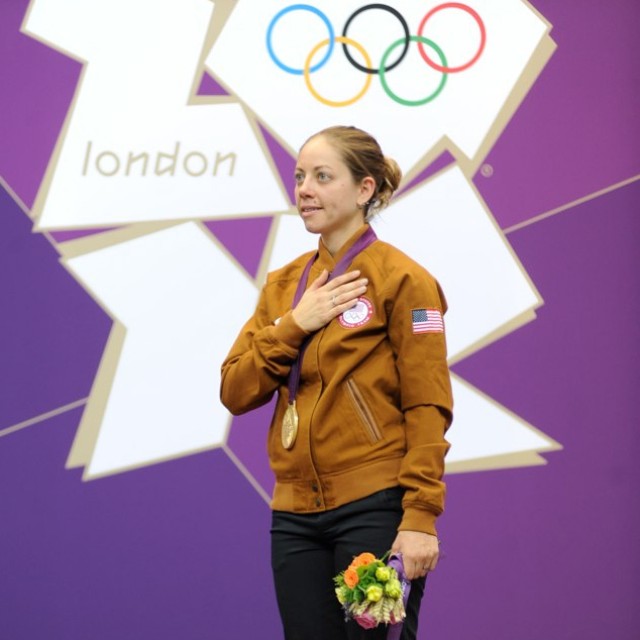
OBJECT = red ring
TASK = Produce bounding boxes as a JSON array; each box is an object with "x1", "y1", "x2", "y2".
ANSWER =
[{"x1": 417, "y1": 2, "x2": 486, "y2": 73}]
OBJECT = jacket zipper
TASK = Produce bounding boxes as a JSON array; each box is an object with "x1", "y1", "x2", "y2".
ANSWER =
[{"x1": 346, "y1": 378, "x2": 382, "y2": 444}]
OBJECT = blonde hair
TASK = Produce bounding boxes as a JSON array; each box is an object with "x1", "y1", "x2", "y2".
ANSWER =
[{"x1": 302, "y1": 126, "x2": 402, "y2": 219}]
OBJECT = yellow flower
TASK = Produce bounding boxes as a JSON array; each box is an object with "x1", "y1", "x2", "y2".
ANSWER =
[
  {"x1": 384, "y1": 578, "x2": 402, "y2": 599},
  {"x1": 375, "y1": 566, "x2": 391, "y2": 582},
  {"x1": 366, "y1": 585, "x2": 384, "y2": 602}
]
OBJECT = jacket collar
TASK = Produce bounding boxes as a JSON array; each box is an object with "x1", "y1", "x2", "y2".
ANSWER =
[{"x1": 316, "y1": 224, "x2": 371, "y2": 272}]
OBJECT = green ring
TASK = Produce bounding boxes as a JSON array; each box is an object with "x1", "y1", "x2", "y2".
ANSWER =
[{"x1": 379, "y1": 35, "x2": 448, "y2": 106}]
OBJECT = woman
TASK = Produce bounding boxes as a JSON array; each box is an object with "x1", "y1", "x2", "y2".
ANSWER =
[{"x1": 220, "y1": 126, "x2": 453, "y2": 639}]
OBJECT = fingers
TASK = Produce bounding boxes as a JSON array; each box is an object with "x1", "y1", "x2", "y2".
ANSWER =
[
  {"x1": 292, "y1": 270, "x2": 368, "y2": 332},
  {"x1": 326, "y1": 271, "x2": 367, "y2": 305},
  {"x1": 308, "y1": 269, "x2": 330, "y2": 290},
  {"x1": 390, "y1": 552, "x2": 433, "y2": 581},
  {"x1": 329, "y1": 278, "x2": 368, "y2": 311},
  {"x1": 391, "y1": 532, "x2": 440, "y2": 580},
  {"x1": 327, "y1": 269, "x2": 362, "y2": 287},
  {"x1": 392, "y1": 550, "x2": 439, "y2": 580},
  {"x1": 406, "y1": 554, "x2": 438, "y2": 580},
  {"x1": 314, "y1": 270, "x2": 365, "y2": 297},
  {"x1": 312, "y1": 270, "x2": 367, "y2": 306}
]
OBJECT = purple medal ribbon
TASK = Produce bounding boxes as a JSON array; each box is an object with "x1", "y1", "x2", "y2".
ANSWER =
[
  {"x1": 386, "y1": 553, "x2": 411, "y2": 640},
  {"x1": 286, "y1": 226, "x2": 378, "y2": 405}
]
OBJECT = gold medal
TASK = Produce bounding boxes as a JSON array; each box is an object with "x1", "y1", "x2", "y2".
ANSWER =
[{"x1": 281, "y1": 402, "x2": 299, "y2": 450}]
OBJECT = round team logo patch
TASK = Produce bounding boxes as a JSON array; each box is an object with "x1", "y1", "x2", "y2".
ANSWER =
[{"x1": 339, "y1": 296, "x2": 374, "y2": 328}]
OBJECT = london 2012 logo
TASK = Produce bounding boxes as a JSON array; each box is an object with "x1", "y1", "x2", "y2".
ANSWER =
[
  {"x1": 11, "y1": 0, "x2": 559, "y2": 482},
  {"x1": 265, "y1": 3, "x2": 486, "y2": 106}
]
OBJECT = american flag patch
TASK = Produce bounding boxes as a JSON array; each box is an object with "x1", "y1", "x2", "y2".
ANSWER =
[{"x1": 412, "y1": 308, "x2": 444, "y2": 334}]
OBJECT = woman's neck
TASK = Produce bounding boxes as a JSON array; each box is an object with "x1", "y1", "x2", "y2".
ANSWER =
[{"x1": 321, "y1": 218, "x2": 366, "y2": 256}]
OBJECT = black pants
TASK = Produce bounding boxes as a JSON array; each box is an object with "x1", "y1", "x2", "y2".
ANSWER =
[{"x1": 271, "y1": 488, "x2": 426, "y2": 640}]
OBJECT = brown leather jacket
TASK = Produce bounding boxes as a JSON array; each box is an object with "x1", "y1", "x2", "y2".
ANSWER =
[{"x1": 221, "y1": 225, "x2": 453, "y2": 535}]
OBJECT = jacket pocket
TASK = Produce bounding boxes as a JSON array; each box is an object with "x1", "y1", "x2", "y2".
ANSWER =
[{"x1": 345, "y1": 378, "x2": 382, "y2": 444}]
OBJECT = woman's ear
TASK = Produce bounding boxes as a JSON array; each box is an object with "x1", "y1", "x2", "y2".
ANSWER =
[{"x1": 358, "y1": 176, "x2": 376, "y2": 205}]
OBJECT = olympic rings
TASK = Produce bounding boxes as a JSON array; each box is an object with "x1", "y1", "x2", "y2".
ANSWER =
[
  {"x1": 341, "y1": 4, "x2": 410, "y2": 75},
  {"x1": 305, "y1": 37, "x2": 373, "y2": 107},
  {"x1": 417, "y1": 2, "x2": 486, "y2": 73},
  {"x1": 380, "y1": 36, "x2": 448, "y2": 106},
  {"x1": 265, "y1": 2, "x2": 486, "y2": 107},
  {"x1": 266, "y1": 4, "x2": 335, "y2": 76}
]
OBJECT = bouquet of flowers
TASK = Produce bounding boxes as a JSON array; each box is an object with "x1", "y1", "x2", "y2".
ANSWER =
[{"x1": 334, "y1": 551, "x2": 408, "y2": 630}]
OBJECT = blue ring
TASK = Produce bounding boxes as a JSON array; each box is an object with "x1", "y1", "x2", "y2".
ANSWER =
[{"x1": 266, "y1": 4, "x2": 335, "y2": 76}]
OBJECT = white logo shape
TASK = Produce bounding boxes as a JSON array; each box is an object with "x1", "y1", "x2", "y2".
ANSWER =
[{"x1": 339, "y1": 297, "x2": 374, "y2": 328}]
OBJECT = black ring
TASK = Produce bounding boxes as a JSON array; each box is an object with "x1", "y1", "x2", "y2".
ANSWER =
[{"x1": 341, "y1": 4, "x2": 410, "y2": 75}]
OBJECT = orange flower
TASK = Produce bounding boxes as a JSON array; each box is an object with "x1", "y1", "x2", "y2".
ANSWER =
[
  {"x1": 343, "y1": 568, "x2": 359, "y2": 589},
  {"x1": 350, "y1": 552, "x2": 376, "y2": 569}
]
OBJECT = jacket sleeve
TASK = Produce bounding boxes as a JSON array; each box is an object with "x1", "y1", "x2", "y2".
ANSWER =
[
  {"x1": 385, "y1": 268, "x2": 453, "y2": 536},
  {"x1": 220, "y1": 283, "x2": 310, "y2": 415}
]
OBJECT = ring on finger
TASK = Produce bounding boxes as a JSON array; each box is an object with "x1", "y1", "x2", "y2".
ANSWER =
[{"x1": 331, "y1": 295, "x2": 337, "y2": 307}]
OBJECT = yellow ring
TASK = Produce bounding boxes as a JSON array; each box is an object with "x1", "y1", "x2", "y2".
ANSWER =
[{"x1": 303, "y1": 36, "x2": 372, "y2": 107}]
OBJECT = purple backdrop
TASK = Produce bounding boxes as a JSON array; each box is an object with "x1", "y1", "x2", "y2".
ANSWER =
[{"x1": 1, "y1": 1, "x2": 639, "y2": 638}]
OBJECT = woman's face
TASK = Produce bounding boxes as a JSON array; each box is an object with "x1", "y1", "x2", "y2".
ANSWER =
[{"x1": 294, "y1": 136, "x2": 374, "y2": 251}]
